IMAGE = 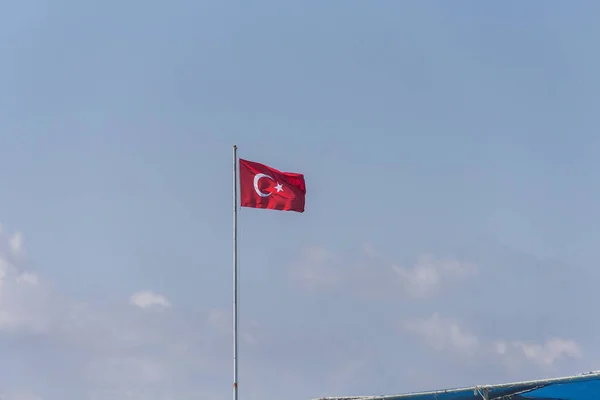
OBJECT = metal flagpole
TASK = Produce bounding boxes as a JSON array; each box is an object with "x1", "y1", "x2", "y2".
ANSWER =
[{"x1": 232, "y1": 145, "x2": 239, "y2": 400}]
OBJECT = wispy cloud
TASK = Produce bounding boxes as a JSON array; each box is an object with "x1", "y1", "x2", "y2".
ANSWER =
[
  {"x1": 289, "y1": 245, "x2": 476, "y2": 299},
  {"x1": 0, "y1": 254, "x2": 50, "y2": 332},
  {"x1": 401, "y1": 312, "x2": 582, "y2": 370},
  {"x1": 289, "y1": 242, "x2": 590, "y2": 388},
  {"x1": 129, "y1": 291, "x2": 171, "y2": 310},
  {"x1": 0, "y1": 224, "x2": 229, "y2": 399},
  {"x1": 392, "y1": 254, "x2": 477, "y2": 298},
  {"x1": 494, "y1": 338, "x2": 582, "y2": 367},
  {"x1": 401, "y1": 313, "x2": 480, "y2": 357},
  {"x1": 9, "y1": 231, "x2": 24, "y2": 254},
  {"x1": 0, "y1": 223, "x2": 594, "y2": 399}
]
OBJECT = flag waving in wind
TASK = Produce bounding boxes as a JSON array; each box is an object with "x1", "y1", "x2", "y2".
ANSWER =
[
  {"x1": 239, "y1": 158, "x2": 306, "y2": 212},
  {"x1": 232, "y1": 150, "x2": 305, "y2": 400}
]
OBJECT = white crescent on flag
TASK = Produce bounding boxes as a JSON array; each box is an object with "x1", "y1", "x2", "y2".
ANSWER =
[{"x1": 253, "y1": 173, "x2": 274, "y2": 197}]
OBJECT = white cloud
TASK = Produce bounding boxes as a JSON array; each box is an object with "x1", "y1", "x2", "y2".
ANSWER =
[
  {"x1": 0, "y1": 223, "x2": 591, "y2": 400},
  {"x1": 0, "y1": 224, "x2": 229, "y2": 399},
  {"x1": 494, "y1": 338, "x2": 582, "y2": 366},
  {"x1": 402, "y1": 313, "x2": 582, "y2": 370},
  {"x1": 129, "y1": 291, "x2": 171, "y2": 309},
  {"x1": 401, "y1": 313, "x2": 480, "y2": 357},
  {"x1": 392, "y1": 254, "x2": 477, "y2": 298},
  {"x1": 9, "y1": 231, "x2": 24, "y2": 254},
  {"x1": 0, "y1": 254, "x2": 50, "y2": 332},
  {"x1": 290, "y1": 245, "x2": 475, "y2": 298},
  {"x1": 17, "y1": 272, "x2": 40, "y2": 285},
  {"x1": 289, "y1": 246, "x2": 342, "y2": 291}
]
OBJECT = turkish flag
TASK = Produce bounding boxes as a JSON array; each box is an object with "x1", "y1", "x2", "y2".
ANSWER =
[{"x1": 239, "y1": 158, "x2": 306, "y2": 213}]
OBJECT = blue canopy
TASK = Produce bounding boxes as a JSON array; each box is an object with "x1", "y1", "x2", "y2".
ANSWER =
[{"x1": 316, "y1": 371, "x2": 600, "y2": 400}]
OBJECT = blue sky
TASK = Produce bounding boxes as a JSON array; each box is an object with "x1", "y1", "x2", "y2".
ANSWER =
[{"x1": 2, "y1": 1, "x2": 600, "y2": 399}]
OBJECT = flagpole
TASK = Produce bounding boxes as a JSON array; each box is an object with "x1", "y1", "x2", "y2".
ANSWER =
[{"x1": 232, "y1": 145, "x2": 239, "y2": 400}]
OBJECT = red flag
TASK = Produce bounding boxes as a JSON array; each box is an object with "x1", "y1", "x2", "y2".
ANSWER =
[{"x1": 239, "y1": 158, "x2": 306, "y2": 213}]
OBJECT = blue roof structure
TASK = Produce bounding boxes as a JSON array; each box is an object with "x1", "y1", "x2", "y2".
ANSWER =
[{"x1": 315, "y1": 371, "x2": 600, "y2": 400}]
